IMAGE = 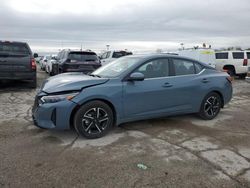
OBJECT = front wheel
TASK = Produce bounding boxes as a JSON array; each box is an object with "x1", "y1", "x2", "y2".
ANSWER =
[
  {"x1": 198, "y1": 92, "x2": 222, "y2": 120},
  {"x1": 74, "y1": 101, "x2": 114, "y2": 139}
]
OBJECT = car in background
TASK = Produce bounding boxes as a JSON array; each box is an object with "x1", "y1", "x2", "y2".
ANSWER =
[
  {"x1": 215, "y1": 51, "x2": 249, "y2": 78},
  {"x1": 45, "y1": 54, "x2": 57, "y2": 75},
  {"x1": 33, "y1": 54, "x2": 232, "y2": 139},
  {"x1": 0, "y1": 41, "x2": 37, "y2": 88},
  {"x1": 40, "y1": 55, "x2": 52, "y2": 71},
  {"x1": 177, "y1": 48, "x2": 216, "y2": 68},
  {"x1": 35, "y1": 56, "x2": 43, "y2": 64},
  {"x1": 53, "y1": 50, "x2": 101, "y2": 74},
  {"x1": 100, "y1": 50, "x2": 132, "y2": 66}
]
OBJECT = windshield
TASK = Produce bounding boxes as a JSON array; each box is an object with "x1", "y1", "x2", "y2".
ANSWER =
[
  {"x1": 68, "y1": 52, "x2": 98, "y2": 61},
  {"x1": 0, "y1": 42, "x2": 30, "y2": 55},
  {"x1": 92, "y1": 56, "x2": 140, "y2": 78}
]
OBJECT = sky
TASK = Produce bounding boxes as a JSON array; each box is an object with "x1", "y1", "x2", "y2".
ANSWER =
[{"x1": 1, "y1": 0, "x2": 250, "y2": 54}]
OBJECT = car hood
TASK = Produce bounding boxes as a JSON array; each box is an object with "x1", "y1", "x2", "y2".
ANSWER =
[{"x1": 41, "y1": 72, "x2": 109, "y2": 94}]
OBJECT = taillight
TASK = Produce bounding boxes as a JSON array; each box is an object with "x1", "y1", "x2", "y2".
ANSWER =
[
  {"x1": 243, "y1": 59, "x2": 248, "y2": 66},
  {"x1": 226, "y1": 76, "x2": 233, "y2": 83},
  {"x1": 31, "y1": 58, "x2": 36, "y2": 70}
]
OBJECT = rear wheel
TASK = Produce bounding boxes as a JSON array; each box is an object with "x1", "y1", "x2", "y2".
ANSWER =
[
  {"x1": 199, "y1": 92, "x2": 222, "y2": 120},
  {"x1": 238, "y1": 74, "x2": 246, "y2": 79},
  {"x1": 74, "y1": 101, "x2": 114, "y2": 139}
]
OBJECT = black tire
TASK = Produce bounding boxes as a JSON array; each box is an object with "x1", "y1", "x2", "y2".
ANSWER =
[
  {"x1": 239, "y1": 74, "x2": 246, "y2": 79},
  {"x1": 49, "y1": 67, "x2": 54, "y2": 76},
  {"x1": 199, "y1": 92, "x2": 222, "y2": 120},
  {"x1": 227, "y1": 69, "x2": 235, "y2": 77},
  {"x1": 74, "y1": 100, "x2": 114, "y2": 139}
]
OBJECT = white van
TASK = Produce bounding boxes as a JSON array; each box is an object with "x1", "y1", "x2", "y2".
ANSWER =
[
  {"x1": 215, "y1": 51, "x2": 249, "y2": 78},
  {"x1": 177, "y1": 48, "x2": 216, "y2": 68},
  {"x1": 100, "y1": 50, "x2": 132, "y2": 66}
]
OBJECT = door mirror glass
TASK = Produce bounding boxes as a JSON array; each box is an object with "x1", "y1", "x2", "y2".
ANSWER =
[{"x1": 128, "y1": 72, "x2": 145, "y2": 81}]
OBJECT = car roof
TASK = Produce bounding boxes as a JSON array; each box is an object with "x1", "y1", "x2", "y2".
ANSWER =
[{"x1": 0, "y1": 41, "x2": 28, "y2": 44}]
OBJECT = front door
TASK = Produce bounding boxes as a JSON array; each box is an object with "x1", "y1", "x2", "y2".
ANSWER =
[{"x1": 122, "y1": 58, "x2": 177, "y2": 118}]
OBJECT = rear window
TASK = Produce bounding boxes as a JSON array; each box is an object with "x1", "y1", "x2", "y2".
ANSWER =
[
  {"x1": 0, "y1": 42, "x2": 30, "y2": 54},
  {"x1": 246, "y1": 52, "x2": 250, "y2": 59},
  {"x1": 215, "y1": 53, "x2": 228, "y2": 59},
  {"x1": 68, "y1": 52, "x2": 98, "y2": 61},
  {"x1": 232, "y1": 52, "x2": 244, "y2": 59},
  {"x1": 112, "y1": 51, "x2": 132, "y2": 58}
]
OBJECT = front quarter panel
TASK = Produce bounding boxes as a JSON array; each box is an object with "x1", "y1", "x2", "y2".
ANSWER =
[{"x1": 71, "y1": 79, "x2": 123, "y2": 124}]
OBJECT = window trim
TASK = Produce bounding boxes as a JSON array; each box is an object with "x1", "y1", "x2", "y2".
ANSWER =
[
  {"x1": 171, "y1": 58, "x2": 203, "y2": 76},
  {"x1": 123, "y1": 57, "x2": 205, "y2": 81},
  {"x1": 123, "y1": 57, "x2": 171, "y2": 81}
]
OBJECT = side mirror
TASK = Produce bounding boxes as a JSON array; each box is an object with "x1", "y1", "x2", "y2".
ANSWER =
[
  {"x1": 33, "y1": 53, "x2": 38, "y2": 58},
  {"x1": 128, "y1": 72, "x2": 144, "y2": 81}
]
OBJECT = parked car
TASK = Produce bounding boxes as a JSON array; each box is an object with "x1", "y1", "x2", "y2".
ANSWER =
[
  {"x1": 100, "y1": 50, "x2": 132, "y2": 66},
  {"x1": 177, "y1": 48, "x2": 216, "y2": 68},
  {"x1": 215, "y1": 51, "x2": 249, "y2": 78},
  {"x1": 52, "y1": 50, "x2": 101, "y2": 74},
  {"x1": 40, "y1": 55, "x2": 52, "y2": 71},
  {"x1": 35, "y1": 56, "x2": 43, "y2": 64},
  {"x1": 45, "y1": 54, "x2": 57, "y2": 75},
  {"x1": 33, "y1": 54, "x2": 232, "y2": 139},
  {"x1": 0, "y1": 41, "x2": 37, "y2": 88}
]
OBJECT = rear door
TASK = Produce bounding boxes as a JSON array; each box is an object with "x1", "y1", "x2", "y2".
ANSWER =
[
  {"x1": 232, "y1": 52, "x2": 244, "y2": 65},
  {"x1": 0, "y1": 42, "x2": 31, "y2": 75},
  {"x1": 168, "y1": 58, "x2": 206, "y2": 111}
]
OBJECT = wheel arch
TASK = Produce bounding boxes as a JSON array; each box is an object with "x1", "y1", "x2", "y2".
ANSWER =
[{"x1": 69, "y1": 98, "x2": 117, "y2": 130}]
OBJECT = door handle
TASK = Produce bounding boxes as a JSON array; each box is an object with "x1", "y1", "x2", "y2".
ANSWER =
[
  {"x1": 202, "y1": 78, "x2": 209, "y2": 83},
  {"x1": 162, "y1": 82, "x2": 173, "y2": 88}
]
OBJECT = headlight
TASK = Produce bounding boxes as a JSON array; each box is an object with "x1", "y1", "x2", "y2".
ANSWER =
[{"x1": 40, "y1": 92, "x2": 79, "y2": 104}]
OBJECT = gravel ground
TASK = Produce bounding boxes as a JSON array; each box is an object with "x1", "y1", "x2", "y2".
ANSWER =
[{"x1": 0, "y1": 69, "x2": 250, "y2": 188}]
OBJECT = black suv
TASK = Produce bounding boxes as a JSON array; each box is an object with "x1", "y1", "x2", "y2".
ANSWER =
[
  {"x1": 53, "y1": 50, "x2": 101, "y2": 75},
  {"x1": 0, "y1": 41, "x2": 37, "y2": 88}
]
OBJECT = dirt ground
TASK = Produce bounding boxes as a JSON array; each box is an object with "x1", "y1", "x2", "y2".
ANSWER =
[{"x1": 0, "y1": 69, "x2": 250, "y2": 188}]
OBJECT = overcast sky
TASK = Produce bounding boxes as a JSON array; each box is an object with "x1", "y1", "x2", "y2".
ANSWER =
[{"x1": 1, "y1": 0, "x2": 250, "y2": 53}]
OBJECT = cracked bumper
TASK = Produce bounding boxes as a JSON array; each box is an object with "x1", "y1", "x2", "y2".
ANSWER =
[{"x1": 32, "y1": 100, "x2": 77, "y2": 130}]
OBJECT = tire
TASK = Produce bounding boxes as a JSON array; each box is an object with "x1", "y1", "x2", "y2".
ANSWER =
[
  {"x1": 198, "y1": 92, "x2": 222, "y2": 120},
  {"x1": 239, "y1": 74, "x2": 246, "y2": 79},
  {"x1": 74, "y1": 100, "x2": 114, "y2": 139},
  {"x1": 227, "y1": 69, "x2": 235, "y2": 77}
]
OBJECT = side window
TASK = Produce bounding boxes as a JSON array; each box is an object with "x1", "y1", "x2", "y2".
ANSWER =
[
  {"x1": 135, "y1": 58, "x2": 169, "y2": 79},
  {"x1": 215, "y1": 53, "x2": 228, "y2": 59},
  {"x1": 101, "y1": 52, "x2": 107, "y2": 59},
  {"x1": 232, "y1": 52, "x2": 244, "y2": 59},
  {"x1": 173, "y1": 59, "x2": 195, "y2": 76},
  {"x1": 106, "y1": 51, "x2": 111, "y2": 58},
  {"x1": 194, "y1": 63, "x2": 203, "y2": 73},
  {"x1": 247, "y1": 52, "x2": 250, "y2": 59}
]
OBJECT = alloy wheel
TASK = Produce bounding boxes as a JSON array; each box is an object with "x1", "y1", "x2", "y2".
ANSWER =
[
  {"x1": 81, "y1": 107, "x2": 109, "y2": 135},
  {"x1": 204, "y1": 96, "x2": 220, "y2": 117}
]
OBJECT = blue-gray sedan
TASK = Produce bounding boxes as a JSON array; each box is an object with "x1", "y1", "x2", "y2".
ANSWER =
[{"x1": 32, "y1": 54, "x2": 233, "y2": 139}]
